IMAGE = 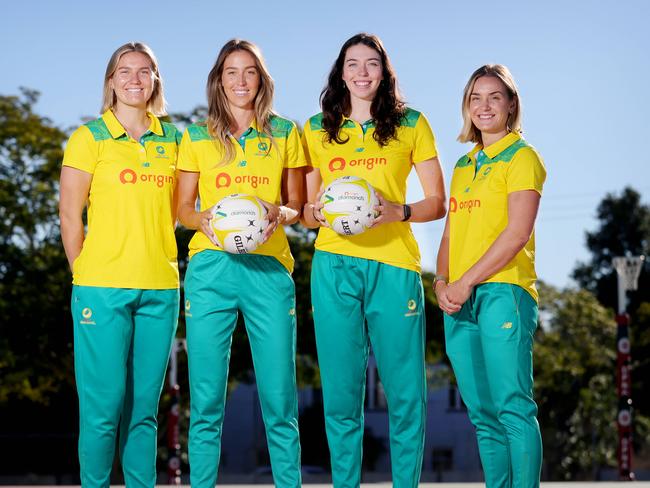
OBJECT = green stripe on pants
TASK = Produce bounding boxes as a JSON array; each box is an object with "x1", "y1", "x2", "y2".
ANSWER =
[
  {"x1": 185, "y1": 250, "x2": 301, "y2": 488},
  {"x1": 72, "y1": 285, "x2": 178, "y2": 488},
  {"x1": 311, "y1": 251, "x2": 426, "y2": 488},
  {"x1": 444, "y1": 282, "x2": 542, "y2": 488}
]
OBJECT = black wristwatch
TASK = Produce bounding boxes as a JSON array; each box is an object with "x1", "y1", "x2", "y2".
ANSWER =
[{"x1": 401, "y1": 204, "x2": 412, "y2": 222}]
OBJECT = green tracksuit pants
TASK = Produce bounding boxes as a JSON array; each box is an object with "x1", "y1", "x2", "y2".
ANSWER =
[
  {"x1": 72, "y1": 285, "x2": 179, "y2": 488},
  {"x1": 184, "y1": 250, "x2": 301, "y2": 488},
  {"x1": 444, "y1": 282, "x2": 542, "y2": 488},
  {"x1": 311, "y1": 251, "x2": 427, "y2": 488}
]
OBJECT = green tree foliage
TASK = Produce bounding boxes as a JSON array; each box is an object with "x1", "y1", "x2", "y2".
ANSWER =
[
  {"x1": 573, "y1": 187, "x2": 650, "y2": 309},
  {"x1": 0, "y1": 89, "x2": 73, "y2": 405},
  {"x1": 571, "y1": 187, "x2": 650, "y2": 460},
  {"x1": 534, "y1": 281, "x2": 619, "y2": 479}
]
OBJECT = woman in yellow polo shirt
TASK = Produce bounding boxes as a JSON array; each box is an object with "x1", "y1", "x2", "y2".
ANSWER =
[
  {"x1": 302, "y1": 33, "x2": 446, "y2": 488},
  {"x1": 434, "y1": 64, "x2": 546, "y2": 488},
  {"x1": 176, "y1": 39, "x2": 304, "y2": 488},
  {"x1": 59, "y1": 42, "x2": 180, "y2": 487}
]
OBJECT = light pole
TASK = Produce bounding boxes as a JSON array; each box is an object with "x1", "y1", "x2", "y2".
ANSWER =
[{"x1": 612, "y1": 255, "x2": 645, "y2": 481}]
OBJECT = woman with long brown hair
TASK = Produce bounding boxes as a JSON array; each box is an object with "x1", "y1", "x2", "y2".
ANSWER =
[
  {"x1": 176, "y1": 39, "x2": 304, "y2": 488},
  {"x1": 302, "y1": 33, "x2": 446, "y2": 488}
]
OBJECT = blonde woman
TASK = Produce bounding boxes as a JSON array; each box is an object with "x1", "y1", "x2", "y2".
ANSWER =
[
  {"x1": 435, "y1": 64, "x2": 546, "y2": 488},
  {"x1": 176, "y1": 39, "x2": 304, "y2": 488},
  {"x1": 59, "y1": 42, "x2": 180, "y2": 487}
]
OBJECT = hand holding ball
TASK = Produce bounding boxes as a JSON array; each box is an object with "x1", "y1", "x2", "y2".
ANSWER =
[
  {"x1": 210, "y1": 194, "x2": 268, "y2": 253},
  {"x1": 320, "y1": 176, "x2": 379, "y2": 236}
]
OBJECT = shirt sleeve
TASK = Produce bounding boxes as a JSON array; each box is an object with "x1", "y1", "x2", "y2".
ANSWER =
[
  {"x1": 62, "y1": 126, "x2": 98, "y2": 174},
  {"x1": 284, "y1": 122, "x2": 307, "y2": 169},
  {"x1": 412, "y1": 112, "x2": 438, "y2": 164},
  {"x1": 506, "y1": 147, "x2": 547, "y2": 195},
  {"x1": 301, "y1": 122, "x2": 320, "y2": 168},
  {"x1": 177, "y1": 129, "x2": 199, "y2": 172}
]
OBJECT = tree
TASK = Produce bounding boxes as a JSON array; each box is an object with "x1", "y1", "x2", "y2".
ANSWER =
[
  {"x1": 573, "y1": 187, "x2": 650, "y2": 310},
  {"x1": 534, "y1": 282, "x2": 619, "y2": 479},
  {"x1": 0, "y1": 89, "x2": 79, "y2": 478},
  {"x1": 0, "y1": 88, "x2": 73, "y2": 404},
  {"x1": 572, "y1": 187, "x2": 650, "y2": 460}
]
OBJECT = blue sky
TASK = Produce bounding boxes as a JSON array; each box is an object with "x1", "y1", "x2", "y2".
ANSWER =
[{"x1": 2, "y1": 0, "x2": 648, "y2": 287}]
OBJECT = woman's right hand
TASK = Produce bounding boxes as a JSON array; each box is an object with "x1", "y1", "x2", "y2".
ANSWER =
[
  {"x1": 200, "y1": 208, "x2": 219, "y2": 246},
  {"x1": 434, "y1": 280, "x2": 461, "y2": 315},
  {"x1": 310, "y1": 189, "x2": 329, "y2": 227}
]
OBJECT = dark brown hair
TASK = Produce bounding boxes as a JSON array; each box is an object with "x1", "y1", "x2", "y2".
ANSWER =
[{"x1": 320, "y1": 33, "x2": 405, "y2": 147}]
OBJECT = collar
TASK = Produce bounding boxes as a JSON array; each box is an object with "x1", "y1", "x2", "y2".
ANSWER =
[
  {"x1": 229, "y1": 118, "x2": 262, "y2": 138},
  {"x1": 101, "y1": 110, "x2": 163, "y2": 139},
  {"x1": 467, "y1": 132, "x2": 521, "y2": 162},
  {"x1": 341, "y1": 116, "x2": 375, "y2": 129}
]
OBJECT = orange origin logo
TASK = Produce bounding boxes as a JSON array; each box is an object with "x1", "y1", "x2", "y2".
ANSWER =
[
  {"x1": 328, "y1": 156, "x2": 387, "y2": 172},
  {"x1": 119, "y1": 169, "x2": 174, "y2": 188},
  {"x1": 215, "y1": 172, "x2": 270, "y2": 189},
  {"x1": 449, "y1": 196, "x2": 481, "y2": 213}
]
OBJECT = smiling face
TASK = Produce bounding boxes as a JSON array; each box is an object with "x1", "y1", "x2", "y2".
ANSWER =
[
  {"x1": 221, "y1": 50, "x2": 260, "y2": 111},
  {"x1": 109, "y1": 51, "x2": 155, "y2": 110},
  {"x1": 468, "y1": 75, "x2": 516, "y2": 142},
  {"x1": 341, "y1": 43, "x2": 383, "y2": 103}
]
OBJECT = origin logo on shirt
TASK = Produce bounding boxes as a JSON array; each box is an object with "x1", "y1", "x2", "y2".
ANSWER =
[
  {"x1": 119, "y1": 168, "x2": 175, "y2": 188},
  {"x1": 214, "y1": 172, "x2": 271, "y2": 189},
  {"x1": 328, "y1": 156, "x2": 387, "y2": 172},
  {"x1": 449, "y1": 196, "x2": 481, "y2": 213}
]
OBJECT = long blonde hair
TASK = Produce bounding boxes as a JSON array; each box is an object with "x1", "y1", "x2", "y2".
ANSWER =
[
  {"x1": 101, "y1": 42, "x2": 167, "y2": 116},
  {"x1": 206, "y1": 39, "x2": 275, "y2": 165},
  {"x1": 458, "y1": 64, "x2": 521, "y2": 144}
]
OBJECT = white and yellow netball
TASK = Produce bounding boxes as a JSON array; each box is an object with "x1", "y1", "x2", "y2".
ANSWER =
[
  {"x1": 320, "y1": 176, "x2": 379, "y2": 236},
  {"x1": 210, "y1": 194, "x2": 268, "y2": 254}
]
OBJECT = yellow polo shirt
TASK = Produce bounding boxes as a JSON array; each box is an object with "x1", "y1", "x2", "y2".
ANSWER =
[
  {"x1": 177, "y1": 115, "x2": 306, "y2": 273},
  {"x1": 62, "y1": 110, "x2": 180, "y2": 289},
  {"x1": 302, "y1": 108, "x2": 438, "y2": 272},
  {"x1": 448, "y1": 132, "x2": 546, "y2": 301}
]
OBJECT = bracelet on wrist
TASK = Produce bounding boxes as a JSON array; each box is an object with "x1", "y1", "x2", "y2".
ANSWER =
[{"x1": 433, "y1": 275, "x2": 448, "y2": 287}]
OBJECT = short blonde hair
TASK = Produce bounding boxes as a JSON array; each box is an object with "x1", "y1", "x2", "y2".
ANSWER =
[
  {"x1": 458, "y1": 64, "x2": 521, "y2": 144},
  {"x1": 101, "y1": 42, "x2": 167, "y2": 116},
  {"x1": 205, "y1": 39, "x2": 275, "y2": 166}
]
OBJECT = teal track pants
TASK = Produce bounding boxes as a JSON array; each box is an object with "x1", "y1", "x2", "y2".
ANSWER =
[
  {"x1": 185, "y1": 250, "x2": 301, "y2": 488},
  {"x1": 444, "y1": 282, "x2": 542, "y2": 488},
  {"x1": 72, "y1": 285, "x2": 179, "y2": 488},
  {"x1": 311, "y1": 251, "x2": 426, "y2": 488}
]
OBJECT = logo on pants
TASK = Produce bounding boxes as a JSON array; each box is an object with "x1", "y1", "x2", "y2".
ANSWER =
[{"x1": 80, "y1": 307, "x2": 96, "y2": 325}]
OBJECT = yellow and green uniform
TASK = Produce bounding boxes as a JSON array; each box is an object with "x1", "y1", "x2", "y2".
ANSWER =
[
  {"x1": 444, "y1": 132, "x2": 546, "y2": 488},
  {"x1": 62, "y1": 110, "x2": 181, "y2": 488},
  {"x1": 178, "y1": 115, "x2": 304, "y2": 488},
  {"x1": 447, "y1": 131, "x2": 546, "y2": 301},
  {"x1": 303, "y1": 108, "x2": 437, "y2": 488},
  {"x1": 302, "y1": 108, "x2": 438, "y2": 272},
  {"x1": 63, "y1": 109, "x2": 179, "y2": 289},
  {"x1": 178, "y1": 116, "x2": 305, "y2": 272}
]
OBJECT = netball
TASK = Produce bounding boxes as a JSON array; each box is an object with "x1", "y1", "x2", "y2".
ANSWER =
[
  {"x1": 210, "y1": 193, "x2": 268, "y2": 254},
  {"x1": 320, "y1": 175, "x2": 379, "y2": 235}
]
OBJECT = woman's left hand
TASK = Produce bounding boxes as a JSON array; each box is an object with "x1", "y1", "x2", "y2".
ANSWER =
[
  {"x1": 371, "y1": 192, "x2": 406, "y2": 227},
  {"x1": 445, "y1": 278, "x2": 474, "y2": 307},
  {"x1": 260, "y1": 199, "x2": 284, "y2": 243}
]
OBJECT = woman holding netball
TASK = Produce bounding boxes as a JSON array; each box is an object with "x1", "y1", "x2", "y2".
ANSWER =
[
  {"x1": 434, "y1": 64, "x2": 546, "y2": 488},
  {"x1": 176, "y1": 39, "x2": 304, "y2": 488},
  {"x1": 302, "y1": 33, "x2": 446, "y2": 488},
  {"x1": 59, "y1": 42, "x2": 180, "y2": 487}
]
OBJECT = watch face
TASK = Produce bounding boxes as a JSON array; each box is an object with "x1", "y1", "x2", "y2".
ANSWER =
[{"x1": 403, "y1": 204, "x2": 411, "y2": 221}]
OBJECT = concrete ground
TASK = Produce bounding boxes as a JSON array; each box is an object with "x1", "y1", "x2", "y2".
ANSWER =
[{"x1": 3, "y1": 484, "x2": 650, "y2": 488}]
